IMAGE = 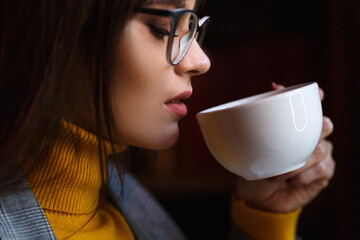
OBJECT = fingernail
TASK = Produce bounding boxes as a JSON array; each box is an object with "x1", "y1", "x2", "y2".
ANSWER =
[{"x1": 271, "y1": 82, "x2": 278, "y2": 89}]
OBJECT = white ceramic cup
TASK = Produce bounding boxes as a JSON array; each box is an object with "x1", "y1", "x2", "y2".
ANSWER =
[{"x1": 196, "y1": 82, "x2": 323, "y2": 180}]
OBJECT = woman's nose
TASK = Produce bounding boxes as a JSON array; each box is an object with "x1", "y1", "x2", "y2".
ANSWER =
[{"x1": 174, "y1": 40, "x2": 211, "y2": 77}]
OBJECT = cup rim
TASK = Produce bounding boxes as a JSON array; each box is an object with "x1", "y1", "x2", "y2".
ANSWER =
[{"x1": 197, "y1": 82, "x2": 317, "y2": 116}]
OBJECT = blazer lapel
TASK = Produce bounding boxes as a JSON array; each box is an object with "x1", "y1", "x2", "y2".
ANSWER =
[
  {"x1": 108, "y1": 163, "x2": 187, "y2": 240},
  {"x1": 0, "y1": 177, "x2": 57, "y2": 240}
]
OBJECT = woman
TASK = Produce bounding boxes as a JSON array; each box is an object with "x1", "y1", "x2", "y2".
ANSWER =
[{"x1": 0, "y1": 0, "x2": 335, "y2": 239}]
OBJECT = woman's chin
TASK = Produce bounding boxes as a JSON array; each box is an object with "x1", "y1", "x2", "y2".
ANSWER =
[
  {"x1": 146, "y1": 128, "x2": 180, "y2": 150},
  {"x1": 156, "y1": 134, "x2": 179, "y2": 150}
]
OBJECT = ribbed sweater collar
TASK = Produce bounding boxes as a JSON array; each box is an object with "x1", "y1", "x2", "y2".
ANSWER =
[{"x1": 25, "y1": 121, "x2": 126, "y2": 215}]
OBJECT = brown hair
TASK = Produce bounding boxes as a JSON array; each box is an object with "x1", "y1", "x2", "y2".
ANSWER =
[{"x1": 0, "y1": 0, "x2": 146, "y2": 193}]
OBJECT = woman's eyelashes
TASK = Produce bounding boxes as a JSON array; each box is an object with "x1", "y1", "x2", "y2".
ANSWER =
[{"x1": 147, "y1": 22, "x2": 170, "y2": 40}]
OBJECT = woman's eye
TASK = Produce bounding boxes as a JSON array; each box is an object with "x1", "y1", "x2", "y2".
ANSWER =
[{"x1": 148, "y1": 23, "x2": 170, "y2": 40}]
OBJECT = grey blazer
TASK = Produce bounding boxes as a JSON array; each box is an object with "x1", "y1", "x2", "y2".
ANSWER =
[{"x1": 0, "y1": 163, "x2": 273, "y2": 240}]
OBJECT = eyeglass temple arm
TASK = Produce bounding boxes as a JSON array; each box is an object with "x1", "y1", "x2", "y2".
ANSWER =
[
  {"x1": 197, "y1": 16, "x2": 210, "y2": 45},
  {"x1": 199, "y1": 16, "x2": 210, "y2": 27}
]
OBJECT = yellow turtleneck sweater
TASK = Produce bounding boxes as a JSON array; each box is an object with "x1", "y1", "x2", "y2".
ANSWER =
[
  {"x1": 24, "y1": 121, "x2": 300, "y2": 240},
  {"x1": 25, "y1": 121, "x2": 134, "y2": 239}
]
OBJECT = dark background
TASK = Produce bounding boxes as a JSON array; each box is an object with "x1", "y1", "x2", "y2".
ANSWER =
[{"x1": 133, "y1": 0, "x2": 360, "y2": 239}]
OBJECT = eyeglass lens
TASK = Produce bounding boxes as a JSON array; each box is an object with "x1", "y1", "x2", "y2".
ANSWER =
[{"x1": 170, "y1": 12, "x2": 198, "y2": 64}]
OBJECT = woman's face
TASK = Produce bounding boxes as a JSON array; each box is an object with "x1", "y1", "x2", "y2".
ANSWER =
[{"x1": 110, "y1": 0, "x2": 210, "y2": 150}]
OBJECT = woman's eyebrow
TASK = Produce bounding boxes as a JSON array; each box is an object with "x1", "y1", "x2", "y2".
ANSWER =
[{"x1": 149, "y1": 0, "x2": 186, "y2": 8}]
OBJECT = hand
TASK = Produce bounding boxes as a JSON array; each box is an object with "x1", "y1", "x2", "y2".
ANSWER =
[{"x1": 234, "y1": 83, "x2": 335, "y2": 213}]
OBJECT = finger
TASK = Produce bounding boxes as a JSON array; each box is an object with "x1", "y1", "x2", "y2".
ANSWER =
[
  {"x1": 271, "y1": 82, "x2": 285, "y2": 90},
  {"x1": 315, "y1": 178, "x2": 332, "y2": 189},
  {"x1": 320, "y1": 116, "x2": 334, "y2": 140},
  {"x1": 290, "y1": 155, "x2": 335, "y2": 187},
  {"x1": 319, "y1": 87, "x2": 325, "y2": 101}
]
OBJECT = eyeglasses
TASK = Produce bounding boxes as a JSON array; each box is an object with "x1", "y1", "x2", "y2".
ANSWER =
[{"x1": 138, "y1": 7, "x2": 210, "y2": 66}]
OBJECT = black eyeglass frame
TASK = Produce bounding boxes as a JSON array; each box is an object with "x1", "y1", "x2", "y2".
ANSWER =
[{"x1": 138, "y1": 7, "x2": 210, "y2": 66}]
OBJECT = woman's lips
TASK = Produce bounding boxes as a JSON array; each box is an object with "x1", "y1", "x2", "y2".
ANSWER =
[
  {"x1": 165, "y1": 90, "x2": 192, "y2": 117},
  {"x1": 166, "y1": 101, "x2": 188, "y2": 117}
]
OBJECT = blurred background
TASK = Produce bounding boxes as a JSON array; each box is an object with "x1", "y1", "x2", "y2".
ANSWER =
[{"x1": 132, "y1": 0, "x2": 360, "y2": 239}]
